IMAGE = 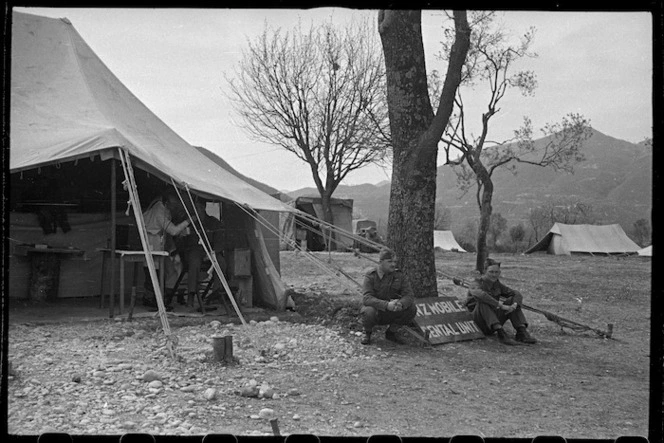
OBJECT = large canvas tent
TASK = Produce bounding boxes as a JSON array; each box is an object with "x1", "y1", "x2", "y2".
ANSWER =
[
  {"x1": 524, "y1": 223, "x2": 640, "y2": 256},
  {"x1": 10, "y1": 11, "x2": 292, "y2": 309},
  {"x1": 433, "y1": 230, "x2": 466, "y2": 252}
]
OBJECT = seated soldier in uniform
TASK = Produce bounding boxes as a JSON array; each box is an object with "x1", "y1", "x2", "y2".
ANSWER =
[
  {"x1": 359, "y1": 248, "x2": 417, "y2": 345},
  {"x1": 466, "y1": 258, "x2": 537, "y2": 346}
]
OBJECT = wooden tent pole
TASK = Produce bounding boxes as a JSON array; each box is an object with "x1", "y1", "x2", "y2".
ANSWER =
[{"x1": 109, "y1": 158, "x2": 117, "y2": 318}]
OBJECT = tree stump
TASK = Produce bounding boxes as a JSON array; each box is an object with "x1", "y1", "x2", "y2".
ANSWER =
[
  {"x1": 211, "y1": 335, "x2": 234, "y2": 363},
  {"x1": 29, "y1": 252, "x2": 61, "y2": 302}
]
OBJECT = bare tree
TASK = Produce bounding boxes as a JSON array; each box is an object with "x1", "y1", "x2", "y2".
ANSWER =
[
  {"x1": 508, "y1": 223, "x2": 526, "y2": 252},
  {"x1": 378, "y1": 10, "x2": 470, "y2": 297},
  {"x1": 227, "y1": 19, "x2": 390, "y2": 242},
  {"x1": 528, "y1": 206, "x2": 549, "y2": 243},
  {"x1": 488, "y1": 212, "x2": 507, "y2": 248},
  {"x1": 436, "y1": 12, "x2": 592, "y2": 270}
]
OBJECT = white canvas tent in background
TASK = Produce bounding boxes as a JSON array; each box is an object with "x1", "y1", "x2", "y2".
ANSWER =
[
  {"x1": 524, "y1": 223, "x2": 640, "y2": 256},
  {"x1": 10, "y1": 11, "x2": 292, "y2": 309},
  {"x1": 433, "y1": 230, "x2": 466, "y2": 252},
  {"x1": 637, "y1": 245, "x2": 652, "y2": 257}
]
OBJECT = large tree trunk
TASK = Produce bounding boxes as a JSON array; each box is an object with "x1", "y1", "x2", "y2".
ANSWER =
[
  {"x1": 378, "y1": 10, "x2": 469, "y2": 297},
  {"x1": 320, "y1": 193, "x2": 336, "y2": 251},
  {"x1": 476, "y1": 177, "x2": 494, "y2": 272}
]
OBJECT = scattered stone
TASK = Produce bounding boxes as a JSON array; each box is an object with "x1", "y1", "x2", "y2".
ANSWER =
[
  {"x1": 293, "y1": 414, "x2": 301, "y2": 420},
  {"x1": 287, "y1": 388, "x2": 301, "y2": 396},
  {"x1": 210, "y1": 321, "x2": 221, "y2": 328},
  {"x1": 259, "y1": 408, "x2": 275, "y2": 420},
  {"x1": 249, "y1": 320, "x2": 258, "y2": 325},
  {"x1": 142, "y1": 370, "x2": 161, "y2": 382},
  {"x1": 180, "y1": 386, "x2": 196, "y2": 392},
  {"x1": 259, "y1": 386, "x2": 275, "y2": 399},
  {"x1": 250, "y1": 415, "x2": 261, "y2": 420},
  {"x1": 71, "y1": 374, "x2": 82, "y2": 383},
  {"x1": 203, "y1": 388, "x2": 216, "y2": 401},
  {"x1": 274, "y1": 343, "x2": 286, "y2": 351},
  {"x1": 148, "y1": 380, "x2": 163, "y2": 389},
  {"x1": 270, "y1": 316, "x2": 279, "y2": 322},
  {"x1": 240, "y1": 387, "x2": 259, "y2": 398},
  {"x1": 353, "y1": 421, "x2": 363, "y2": 428}
]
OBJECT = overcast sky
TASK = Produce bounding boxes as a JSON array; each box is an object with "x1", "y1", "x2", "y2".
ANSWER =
[{"x1": 14, "y1": 7, "x2": 653, "y2": 192}]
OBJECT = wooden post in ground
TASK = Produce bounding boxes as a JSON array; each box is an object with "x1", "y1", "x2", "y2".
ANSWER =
[{"x1": 211, "y1": 335, "x2": 234, "y2": 363}]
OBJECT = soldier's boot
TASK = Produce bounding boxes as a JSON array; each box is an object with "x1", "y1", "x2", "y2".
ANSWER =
[
  {"x1": 496, "y1": 327, "x2": 518, "y2": 346},
  {"x1": 515, "y1": 327, "x2": 538, "y2": 344}
]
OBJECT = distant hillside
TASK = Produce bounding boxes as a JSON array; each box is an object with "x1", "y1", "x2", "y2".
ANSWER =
[
  {"x1": 194, "y1": 146, "x2": 292, "y2": 201},
  {"x1": 287, "y1": 129, "x2": 652, "y2": 233}
]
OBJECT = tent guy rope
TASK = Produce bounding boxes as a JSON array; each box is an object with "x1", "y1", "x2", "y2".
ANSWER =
[{"x1": 172, "y1": 181, "x2": 247, "y2": 325}]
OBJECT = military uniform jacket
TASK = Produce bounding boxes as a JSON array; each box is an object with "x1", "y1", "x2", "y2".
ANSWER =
[
  {"x1": 362, "y1": 267, "x2": 415, "y2": 311},
  {"x1": 466, "y1": 277, "x2": 524, "y2": 310}
]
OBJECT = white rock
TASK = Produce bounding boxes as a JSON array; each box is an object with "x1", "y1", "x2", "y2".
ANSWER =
[
  {"x1": 249, "y1": 320, "x2": 258, "y2": 325},
  {"x1": 209, "y1": 321, "x2": 221, "y2": 328},
  {"x1": 258, "y1": 408, "x2": 275, "y2": 420},
  {"x1": 270, "y1": 316, "x2": 279, "y2": 322},
  {"x1": 203, "y1": 388, "x2": 216, "y2": 401},
  {"x1": 293, "y1": 414, "x2": 301, "y2": 420},
  {"x1": 274, "y1": 343, "x2": 286, "y2": 351},
  {"x1": 353, "y1": 421, "x2": 363, "y2": 428},
  {"x1": 148, "y1": 380, "x2": 163, "y2": 389}
]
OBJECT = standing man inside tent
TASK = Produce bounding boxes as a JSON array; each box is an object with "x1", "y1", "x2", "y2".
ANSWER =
[
  {"x1": 175, "y1": 199, "x2": 227, "y2": 308},
  {"x1": 142, "y1": 189, "x2": 191, "y2": 310},
  {"x1": 360, "y1": 248, "x2": 417, "y2": 345}
]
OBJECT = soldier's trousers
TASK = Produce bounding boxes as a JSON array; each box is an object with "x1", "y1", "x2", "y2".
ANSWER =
[
  {"x1": 360, "y1": 304, "x2": 417, "y2": 332},
  {"x1": 472, "y1": 302, "x2": 528, "y2": 335}
]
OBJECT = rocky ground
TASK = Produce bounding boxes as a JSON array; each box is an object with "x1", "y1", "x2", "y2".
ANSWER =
[{"x1": 6, "y1": 251, "x2": 653, "y2": 438}]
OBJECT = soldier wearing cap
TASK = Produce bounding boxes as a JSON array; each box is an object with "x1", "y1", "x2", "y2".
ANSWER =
[
  {"x1": 466, "y1": 258, "x2": 537, "y2": 345},
  {"x1": 359, "y1": 248, "x2": 417, "y2": 345}
]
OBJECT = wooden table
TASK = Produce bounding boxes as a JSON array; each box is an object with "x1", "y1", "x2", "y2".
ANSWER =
[
  {"x1": 97, "y1": 248, "x2": 169, "y2": 317},
  {"x1": 23, "y1": 247, "x2": 84, "y2": 301}
]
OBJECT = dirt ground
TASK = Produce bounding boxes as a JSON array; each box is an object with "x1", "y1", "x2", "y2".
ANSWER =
[{"x1": 6, "y1": 251, "x2": 653, "y2": 439}]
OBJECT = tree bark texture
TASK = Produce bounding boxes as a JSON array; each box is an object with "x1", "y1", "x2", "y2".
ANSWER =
[
  {"x1": 379, "y1": 10, "x2": 469, "y2": 297},
  {"x1": 476, "y1": 180, "x2": 494, "y2": 272}
]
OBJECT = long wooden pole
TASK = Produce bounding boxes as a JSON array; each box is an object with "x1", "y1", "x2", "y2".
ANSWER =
[
  {"x1": 118, "y1": 148, "x2": 175, "y2": 358},
  {"x1": 109, "y1": 159, "x2": 117, "y2": 318}
]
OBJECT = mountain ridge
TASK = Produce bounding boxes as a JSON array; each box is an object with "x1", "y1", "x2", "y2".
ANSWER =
[{"x1": 286, "y1": 129, "x2": 652, "y2": 232}]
